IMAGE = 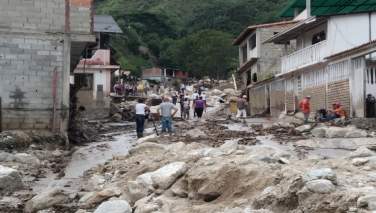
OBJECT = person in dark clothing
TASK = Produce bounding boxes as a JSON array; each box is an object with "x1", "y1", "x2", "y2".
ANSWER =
[
  {"x1": 172, "y1": 92, "x2": 178, "y2": 105},
  {"x1": 366, "y1": 94, "x2": 376, "y2": 117},
  {"x1": 194, "y1": 96, "x2": 205, "y2": 119},
  {"x1": 135, "y1": 98, "x2": 148, "y2": 138}
]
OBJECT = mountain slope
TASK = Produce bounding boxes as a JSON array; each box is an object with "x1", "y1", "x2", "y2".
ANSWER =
[{"x1": 95, "y1": 0, "x2": 289, "y2": 78}]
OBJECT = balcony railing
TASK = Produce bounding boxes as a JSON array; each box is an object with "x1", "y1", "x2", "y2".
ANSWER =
[{"x1": 281, "y1": 40, "x2": 328, "y2": 74}]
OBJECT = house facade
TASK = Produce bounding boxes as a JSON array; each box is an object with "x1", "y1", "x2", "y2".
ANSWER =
[
  {"x1": 0, "y1": 0, "x2": 95, "y2": 132},
  {"x1": 74, "y1": 50, "x2": 120, "y2": 109},
  {"x1": 265, "y1": 0, "x2": 376, "y2": 118},
  {"x1": 142, "y1": 68, "x2": 188, "y2": 82},
  {"x1": 233, "y1": 21, "x2": 298, "y2": 116}
]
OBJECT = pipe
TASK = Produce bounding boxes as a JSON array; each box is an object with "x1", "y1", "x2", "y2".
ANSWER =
[
  {"x1": 306, "y1": 0, "x2": 311, "y2": 18},
  {"x1": 52, "y1": 67, "x2": 58, "y2": 132}
]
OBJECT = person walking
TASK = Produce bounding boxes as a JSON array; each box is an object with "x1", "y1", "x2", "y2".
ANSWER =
[
  {"x1": 236, "y1": 95, "x2": 248, "y2": 118},
  {"x1": 172, "y1": 92, "x2": 178, "y2": 105},
  {"x1": 299, "y1": 96, "x2": 311, "y2": 123},
  {"x1": 135, "y1": 98, "x2": 148, "y2": 138},
  {"x1": 182, "y1": 97, "x2": 191, "y2": 120},
  {"x1": 194, "y1": 96, "x2": 206, "y2": 119},
  {"x1": 158, "y1": 97, "x2": 178, "y2": 135}
]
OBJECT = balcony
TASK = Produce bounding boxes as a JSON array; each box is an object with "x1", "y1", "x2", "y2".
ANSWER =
[{"x1": 281, "y1": 40, "x2": 328, "y2": 74}]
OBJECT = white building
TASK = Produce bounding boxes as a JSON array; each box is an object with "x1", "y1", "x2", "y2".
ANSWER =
[{"x1": 265, "y1": 0, "x2": 376, "y2": 118}]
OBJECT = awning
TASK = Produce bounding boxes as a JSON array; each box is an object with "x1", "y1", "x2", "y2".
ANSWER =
[{"x1": 264, "y1": 17, "x2": 327, "y2": 44}]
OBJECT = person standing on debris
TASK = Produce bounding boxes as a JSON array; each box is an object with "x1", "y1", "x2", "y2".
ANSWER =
[
  {"x1": 299, "y1": 96, "x2": 311, "y2": 123},
  {"x1": 194, "y1": 96, "x2": 206, "y2": 119},
  {"x1": 135, "y1": 98, "x2": 149, "y2": 138},
  {"x1": 228, "y1": 97, "x2": 238, "y2": 119},
  {"x1": 236, "y1": 95, "x2": 248, "y2": 118},
  {"x1": 172, "y1": 92, "x2": 178, "y2": 105},
  {"x1": 182, "y1": 97, "x2": 191, "y2": 120},
  {"x1": 158, "y1": 97, "x2": 178, "y2": 135},
  {"x1": 192, "y1": 90, "x2": 199, "y2": 117}
]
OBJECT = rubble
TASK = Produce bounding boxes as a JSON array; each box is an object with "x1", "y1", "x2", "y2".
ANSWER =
[
  {"x1": 0, "y1": 165, "x2": 24, "y2": 195},
  {"x1": 24, "y1": 188, "x2": 70, "y2": 213}
]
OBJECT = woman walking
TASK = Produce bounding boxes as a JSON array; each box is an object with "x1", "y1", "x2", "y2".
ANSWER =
[{"x1": 194, "y1": 96, "x2": 205, "y2": 119}]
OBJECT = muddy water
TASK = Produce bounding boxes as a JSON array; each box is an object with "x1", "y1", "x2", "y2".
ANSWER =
[{"x1": 33, "y1": 126, "x2": 140, "y2": 193}]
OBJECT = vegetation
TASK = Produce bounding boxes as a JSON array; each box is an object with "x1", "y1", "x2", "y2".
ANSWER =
[{"x1": 95, "y1": 0, "x2": 289, "y2": 78}]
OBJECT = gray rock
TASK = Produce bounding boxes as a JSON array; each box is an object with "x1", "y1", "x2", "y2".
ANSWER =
[
  {"x1": 150, "y1": 162, "x2": 188, "y2": 190},
  {"x1": 345, "y1": 129, "x2": 368, "y2": 138},
  {"x1": 185, "y1": 128, "x2": 207, "y2": 139},
  {"x1": 311, "y1": 127, "x2": 327, "y2": 138},
  {"x1": 352, "y1": 158, "x2": 370, "y2": 166},
  {"x1": 295, "y1": 124, "x2": 312, "y2": 133},
  {"x1": 24, "y1": 188, "x2": 69, "y2": 213},
  {"x1": 305, "y1": 179, "x2": 335, "y2": 194},
  {"x1": 303, "y1": 168, "x2": 337, "y2": 184},
  {"x1": 349, "y1": 147, "x2": 375, "y2": 159},
  {"x1": 357, "y1": 194, "x2": 376, "y2": 210},
  {"x1": 0, "y1": 165, "x2": 24, "y2": 194},
  {"x1": 326, "y1": 127, "x2": 348, "y2": 138},
  {"x1": 94, "y1": 200, "x2": 132, "y2": 213},
  {"x1": 0, "y1": 152, "x2": 15, "y2": 162},
  {"x1": 14, "y1": 153, "x2": 40, "y2": 165}
]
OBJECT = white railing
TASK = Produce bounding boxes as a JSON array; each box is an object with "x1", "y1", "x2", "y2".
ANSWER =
[{"x1": 281, "y1": 40, "x2": 328, "y2": 74}]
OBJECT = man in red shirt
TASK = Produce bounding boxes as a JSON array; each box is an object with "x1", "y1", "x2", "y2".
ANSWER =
[{"x1": 299, "y1": 96, "x2": 311, "y2": 123}]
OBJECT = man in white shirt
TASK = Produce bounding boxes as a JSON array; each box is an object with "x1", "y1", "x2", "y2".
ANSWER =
[{"x1": 135, "y1": 98, "x2": 149, "y2": 138}]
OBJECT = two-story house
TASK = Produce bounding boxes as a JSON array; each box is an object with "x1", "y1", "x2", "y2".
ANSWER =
[
  {"x1": 233, "y1": 21, "x2": 298, "y2": 116},
  {"x1": 0, "y1": 0, "x2": 95, "y2": 132},
  {"x1": 266, "y1": 0, "x2": 376, "y2": 118}
]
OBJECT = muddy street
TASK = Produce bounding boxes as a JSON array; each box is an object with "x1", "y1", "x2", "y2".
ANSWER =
[{"x1": 3, "y1": 98, "x2": 376, "y2": 213}]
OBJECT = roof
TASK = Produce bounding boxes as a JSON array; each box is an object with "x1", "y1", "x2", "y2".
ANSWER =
[
  {"x1": 94, "y1": 15, "x2": 123, "y2": 33},
  {"x1": 233, "y1": 20, "x2": 299, "y2": 45},
  {"x1": 280, "y1": 0, "x2": 376, "y2": 17},
  {"x1": 264, "y1": 17, "x2": 327, "y2": 44},
  {"x1": 325, "y1": 40, "x2": 376, "y2": 61}
]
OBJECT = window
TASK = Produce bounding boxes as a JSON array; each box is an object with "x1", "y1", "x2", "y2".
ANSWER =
[
  {"x1": 249, "y1": 34, "x2": 256, "y2": 50},
  {"x1": 252, "y1": 73, "x2": 258, "y2": 83},
  {"x1": 75, "y1": 73, "x2": 94, "y2": 90},
  {"x1": 241, "y1": 45, "x2": 247, "y2": 63},
  {"x1": 312, "y1": 31, "x2": 326, "y2": 45}
]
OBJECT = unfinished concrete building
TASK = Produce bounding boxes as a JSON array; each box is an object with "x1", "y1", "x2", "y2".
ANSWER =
[{"x1": 0, "y1": 0, "x2": 95, "y2": 132}]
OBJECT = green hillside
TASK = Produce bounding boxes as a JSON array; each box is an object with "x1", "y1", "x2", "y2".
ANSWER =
[{"x1": 95, "y1": 0, "x2": 289, "y2": 78}]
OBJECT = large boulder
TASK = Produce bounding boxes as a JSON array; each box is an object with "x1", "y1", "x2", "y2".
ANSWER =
[
  {"x1": 150, "y1": 162, "x2": 188, "y2": 190},
  {"x1": 325, "y1": 127, "x2": 348, "y2": 138},
  {"x1": 94, "y1": 200, "x2": 132, "y2": 213},
  {"x1": 79, "y1": 188, "x2": 122, "y2": 208},
  {"x1": 14, "y1": 153, "x2": 40, "y2": 165},
  {"x1": 345, "y1": 127, "x2": 368, "y2": 138},
  {"x1": 311, "y1": 127, "x2": 327, "y2": 138},
  {"x1": 295, "y1": 125, "x2": 312, "y2": 133},
  {"x1": 24, "y1": 188, "x2": 69, "y2": 213},
  {"x1": 0, "y1": 165, "x2": 24, "y2": 194},
  {"x1": 303, "y1": 168, "x2": 337, "y2": 184},
  {"x1": 357, "y1": 194, "x2": 376, "y2": 210},
  {"x1": 305, "y1": 179, "x2": 335, "y2": 194},
  {"x1": 128, "y1": 162, "x2": 188, "y2": 202},
  {"x1": 349, "y1": 147, "x2": 375, "y2": 159}
]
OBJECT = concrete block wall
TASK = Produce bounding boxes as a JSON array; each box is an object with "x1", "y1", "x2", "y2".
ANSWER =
[
  {"x1": 285, "y1": 91, "x2": 295, "y2": 112},
  {"x1": 327, "y1": 80, "x2": 351, "y2": 114},
  {"x1": 0, "y1": 0, "x2": 93, "y2": 132},
  {"x1": 0, "y1": 33, "x2": 65, "y2": 130},
  {"x1": 270, "y1": 80, "x2": 285, "y2": 116},
  {"x1": 249, "y1": 85, "x2": 268, "y2": 115},
  {"x1": 0, "y1": 0, "x2": 92, "y2": 34},
  {"x1": 257, "y1": 27, "x2": 289, "y2": 81}
]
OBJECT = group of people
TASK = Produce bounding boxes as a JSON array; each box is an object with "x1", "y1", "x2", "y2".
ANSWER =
[
  {"x1": 299, "y1": 96, "x2": 347, "y2": 123},
  {"x1": 134, "y1": 89, "x2": 209, "y2": 138},
  {"x1": 114, "y1": 81, "x2": 150, "y2": 97},
  {"x1": 134, "y1": 97, "x2": 179, "y2": 138},
  {"x1": 228, "y1": 95, "x2": 248, "y2": 119}
]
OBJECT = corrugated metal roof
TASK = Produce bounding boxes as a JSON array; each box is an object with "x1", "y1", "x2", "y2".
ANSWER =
[
  {"x1": 94, "y1": 15, "x2": 123, "y2": 33},
  {"x1": 280, "y1": 0, "x2": 376, "y2": 17}
]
